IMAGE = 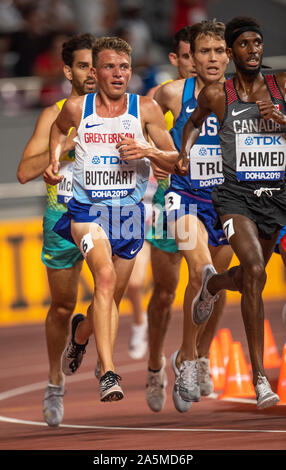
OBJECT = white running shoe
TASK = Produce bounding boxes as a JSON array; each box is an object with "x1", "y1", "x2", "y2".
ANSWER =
[
  {"x1": 146, "y1": 356, "x2": 167, "y2": 412},
  {"x1": 192, "y1": 265, "x2": 218, "y2": 325},
  {"x1": 179, "y1": 359, "x2": 200, "y2": 403},
  {"x1": 197, "y1": 356, "x2": 214, "y2": 396},
  {"x1": 43, "y1": 381, "x2": 65, "y2": 427},
  {"x1": 170, "y1": 351, "x2": 192, "y2": 413},
  {"x1": 128, "y1": 313, "x2": 148, "y2": 360},
  {"x1": 255, "y1": 373, "x2": 280, "y2": 409}
]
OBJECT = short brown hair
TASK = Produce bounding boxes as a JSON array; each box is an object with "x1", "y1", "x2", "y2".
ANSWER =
[
  {"x1": 189, "y1": 19, "x2": 225, "y2": 54},
  {"x1": 92, "y1": 36, "x2": 132, "y2": 65}
]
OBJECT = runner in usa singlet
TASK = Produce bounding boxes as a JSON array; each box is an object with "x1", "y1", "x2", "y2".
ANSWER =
[{"x1": 170, "y1": 76, "x2": 224, "y2": 198}]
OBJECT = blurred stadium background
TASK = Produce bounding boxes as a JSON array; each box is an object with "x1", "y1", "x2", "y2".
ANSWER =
[{"x1": 0, "y1": 0, "x2": 286, "y2": 326}]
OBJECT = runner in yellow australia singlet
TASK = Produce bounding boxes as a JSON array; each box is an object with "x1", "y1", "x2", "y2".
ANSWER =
[{"x1": 42, "y1": 98, "x2": 83, "y2": 269}]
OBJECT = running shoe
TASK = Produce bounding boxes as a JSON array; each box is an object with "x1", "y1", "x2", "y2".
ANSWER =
[
  {"x1": 179, "y1": 358, "x2": 200, "y2": 402},
  {"x1": 43, "y1": 381, "x2": 65, "y2": 427},
  {"x1": 61, "y1": 313, "x2": 88, "y2": 375},
  {"x1": 192, "y1": 264, "x2": 218, "y2": 325},
  {"x1": 170, "y1": 351, "x2": 192, "y2": 413},
  {"x1": 197, "y1": 356, "x2": 214, "y2": 396},
  {"x1": 255, "y1": 373, "x2": 280, "y2": 409},
  {"x1": 145, "y1": 356, "x2": 167, "y2": 412},
  {"x1": 100, "y1": 371, "x2": 124, "y2": 402},
  {"x1": 128, "y1": 313, "x2": 148, "y2": 360}
]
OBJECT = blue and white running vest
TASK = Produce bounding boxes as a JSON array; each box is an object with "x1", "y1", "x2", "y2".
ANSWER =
[
  {"x1": 72, "y1": 93, "x2": 150, "y2": 206},
  {"x1": 170, "y1": 77, "x2": 224, "y2": 198}
]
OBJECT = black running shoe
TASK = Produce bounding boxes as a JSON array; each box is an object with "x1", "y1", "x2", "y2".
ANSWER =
[
  {"x1": 100, "y1": 371, "x2": 124, "y2": 402},
  {"x1": 61, "y1": 314, "x2": 88, "y2": 376}
]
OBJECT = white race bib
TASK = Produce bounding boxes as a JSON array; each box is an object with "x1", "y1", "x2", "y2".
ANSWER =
[
  {"x1": 83, "y1": 154, "x2": 137, "y2": 200},
  {"x1": 189, "y1": 144, "x2": 224, "y2": 188},
  {"x1": 164, "y1": 191, "x2": 181, "y2": 215},
  {"x1": 235, "y1": 133, "x2": 286, "y2": 181},
  {"x1": 57, "y1": 161, "x2": 73, "y2": 204}
]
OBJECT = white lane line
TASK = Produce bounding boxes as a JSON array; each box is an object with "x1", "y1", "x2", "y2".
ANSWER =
[
  {"x1": 0, "y1": 415, "x2": 285, "y2": 433},
  {"x1": 0, "y1": 362, "x2": 147, "y2": 401},
  {"x1": 0, "y1": 361, "x2": 285, "y2": 433}
]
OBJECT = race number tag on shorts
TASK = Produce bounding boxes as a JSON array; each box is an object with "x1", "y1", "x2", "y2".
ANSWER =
[
  {"x1": 57, "y1": 161, "x2": 73, "y2": 204},
  {"x1": 164, "y1": 192, "x2": 181, "y2": 216},
  {"x1": 223, "y1": 218, "x2": 235, "y2": 241},
  {"x1": 235, "y1": 133, "x2": 286, "y2": 181},
  {"x1": 83, "y1": 154, "x2": 137, "y2": 200},
  {"x1": 189, "y1": 144, "x2": 224, "y2": 188}
]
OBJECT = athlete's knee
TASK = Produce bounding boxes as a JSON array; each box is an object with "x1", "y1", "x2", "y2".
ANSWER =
[
  {"x1": 152, "y1": 283, "x2": 176, "y2": 310},
  {"x1": 244, "y1": 262, "x2": 267, "y2": 290},
  {"x1": 95, "y1": 264, "x2": 116, "y2": 293},
  {"x1": 48, "y1": 300, "x2": 75, "y2": 322}
]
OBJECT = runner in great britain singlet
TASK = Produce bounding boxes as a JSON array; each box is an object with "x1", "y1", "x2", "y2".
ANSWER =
[
  {"x1": 53, "y1": 93, "x2": 150, "y2": 259},
  {"x1": 72, "y1": 92, "x2": 150, "y2": 206}
]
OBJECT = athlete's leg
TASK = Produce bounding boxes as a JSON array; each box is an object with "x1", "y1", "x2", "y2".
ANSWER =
[
  {"x1": 206, "y1": 213, "x2": 279, "y2": 384},
  {"x1": 196, "y1": 244, "x2": 233, "y2": 357},
  {"x1": 71, "y1": 220, "x2": 117, "y2": 375},
  {"x1": 45, "y1": 260, "x2": 83, "y2": 386},
  {"x1": 147, "y1": 245, "x2": 182, "y2": 370},
  {"x1": 93, "y1": 251, "x2": 136, "y2": 377},
  {"x1": 175, "y1": 214, "x2": 212, "y2": 364}
]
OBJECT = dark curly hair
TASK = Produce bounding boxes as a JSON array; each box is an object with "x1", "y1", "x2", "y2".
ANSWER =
[{"x1": 62, "y1": 33, "x2": 95, "y2": 67}]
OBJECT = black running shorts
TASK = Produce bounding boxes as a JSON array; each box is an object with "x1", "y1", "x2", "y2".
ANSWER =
[{"x1": 212, "y1": 179, "x2": 286, "y2": 239}]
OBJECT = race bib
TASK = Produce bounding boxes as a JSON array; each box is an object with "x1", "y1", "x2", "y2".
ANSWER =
[
  {"x1": 235, "y1": 133, "x2": 286, "y2": 181},
  {"x1": 83, "y1": 154, "x2": 137, "y2": 200},
  {"x1": 57, "y1": 161, "x2": 73, "y2": 204},
  {"x1": 189, "y1": 144, "x2": 224, "y2": 188},
  {"x1": 164, "y1": 192, "x2": 181, "y2": 215}
]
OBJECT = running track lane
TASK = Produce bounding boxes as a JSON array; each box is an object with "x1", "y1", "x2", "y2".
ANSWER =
[{"x1": 0, "y1": 302, "x2": 285, "y2": 451}]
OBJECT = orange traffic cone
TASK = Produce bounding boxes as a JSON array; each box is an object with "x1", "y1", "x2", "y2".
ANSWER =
[
  {"x1": 218, "y1": 328, "x2": 233, "y2": 368},
  {"x1": 277, "y1": 344, "x2": 286, "y2": 405},
  {"x1": 220, "y1": 342, "x2": 256, "y2": 399},
  {"x1": 264, "y1": 319, "x2": 281, "y2": 369},
  {"x1": 209, "y1": 337, "x2": 225, "y2": 390}
]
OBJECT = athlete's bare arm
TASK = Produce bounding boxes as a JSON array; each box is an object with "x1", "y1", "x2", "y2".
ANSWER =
[
  {"x1": 154, "y1": 79, "x2": 185, "y2": 121},
  {"x1": 257, "y1": 72, "x2": 286, "y2": 125},
  {"x1": 17, "y1": 104, "x2": 60, "y2": 184},
  {"x1": 116, "y1": 96, "x2": 178, "y2": 172},
  {"x1": 44, "y1": 96, "x2": 84, "y2": 185},
  {"x1": 175, "y1": 82, "x2": 225, "y2": 175},
  {"x1": 17, "y1": 103, "x2": 77, "y2": 184}
]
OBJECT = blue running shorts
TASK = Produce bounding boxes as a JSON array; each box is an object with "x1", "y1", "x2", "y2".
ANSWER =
[
  {"x1": 53, "y1": 197, "x2": 145, "y2": 260},
  {"x1": 164, "y1": 188, "x2": 228, "y2": 247}
]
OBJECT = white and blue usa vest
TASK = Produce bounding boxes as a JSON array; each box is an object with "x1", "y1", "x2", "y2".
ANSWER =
[
  {"x1": 170, "y1": 77, "x2": 223, "y2": 197},
  {"x1": 73, "y1": 92, "x2": 150, "y2": 206}
]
